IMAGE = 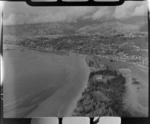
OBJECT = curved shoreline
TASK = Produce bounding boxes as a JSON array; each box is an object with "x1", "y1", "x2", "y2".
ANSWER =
[
  {"x1": 72, "y1": 55, "x2": 148, "y2": 117},
  {"x1": 3, "y1": 45, "x2": 148, "y2": 117},
  {"x1": 64, "y1": 56, "x2": 90, "y2": 116},
  {"x1": 25, "y1": 54, "x2": 90, "y2": 117}
]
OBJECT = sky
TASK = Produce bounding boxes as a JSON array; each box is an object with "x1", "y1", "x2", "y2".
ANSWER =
[{"x1": 3, "y1": 0, "x2": 148, "y2": 25}]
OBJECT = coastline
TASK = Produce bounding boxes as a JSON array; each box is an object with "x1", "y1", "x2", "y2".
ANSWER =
[
  {"x1": 3, "y1": 44, "x2": 148, "y2": 117},
  {"x1": 4, "y1": 45, "x2": 90, "y2": 117},
  {"x1": 64, "y1": 55, "x2": 90, "y2": 116},
  {"x1": 24, "y1": 52, "x2": 90, "y2": 117},
  {"x1": 72, "y1": 55, "x2": 148, "y2": 117}
]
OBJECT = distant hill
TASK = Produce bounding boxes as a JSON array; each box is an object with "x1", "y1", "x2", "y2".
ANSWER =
[
  {"x1": 118, "y1": 16, "x2": 148, "y2": 32},
  {"x1": 3, "y1": 16, "x2": 148, "y2": 37},
  {"x1": 140, "y1": 23, "x2": 148, "y2": 32},
  {"x1": 77, "y1": 21, "x2": 140, "y2": 36},
  {"x1": 3, "y1": 23, "x2": 76, "y2": 37}
]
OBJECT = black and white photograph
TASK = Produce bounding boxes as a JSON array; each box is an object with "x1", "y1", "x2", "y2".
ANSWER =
[
  {"x1": 2, "y1": 0, "x2": 149, "y2": 118},
  {"x1": 2, "y1": 117, "x2": 121, "y2": 124},
  {"x1": 31, "y1": 117, "x2": 121, "y2": 124}
]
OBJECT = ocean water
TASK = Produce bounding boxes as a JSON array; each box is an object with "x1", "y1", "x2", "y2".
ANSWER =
[{"x1": 3, "y1": 47, "x2": 89, "y2": 117}]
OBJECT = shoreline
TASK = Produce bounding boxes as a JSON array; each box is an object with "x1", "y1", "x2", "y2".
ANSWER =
[
  {"x1": 3, "y1": 44, "x2": 148, "y2": 117},
  {"x1": 3, "y1": 44, "x2": 148, "y2": 70},
  {"x1": 24, "y1": 51, "x2": 90, "y2": 117},
  {"x1": 3, "y1": 44, "x2": 91, "y2": 117},
  {"x1": 72, "y1": 55, "x2": 148, "y2": 117},
  {"x1": 64, "y1": 56, "x2": 90, "y2": 116}
]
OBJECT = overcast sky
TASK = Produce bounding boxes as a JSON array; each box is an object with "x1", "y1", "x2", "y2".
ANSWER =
[{"x1": 3, "y1": 1, "x2": 147, "y2": 25}]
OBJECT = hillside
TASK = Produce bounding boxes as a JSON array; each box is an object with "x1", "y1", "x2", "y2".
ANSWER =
[
  {"x1": 3, "y1": 17, "x2": 148, "y2": 37},
  {"x1": 3, "y1": 23, "x2": 76, "y2": 37},
  {"x1": 77, "y1": 21, "x2": 141, "y2": 36}
]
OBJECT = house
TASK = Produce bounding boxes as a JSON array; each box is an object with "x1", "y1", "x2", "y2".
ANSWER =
[{"x1": 94, "y1": 75, "x2": 103, "y2": 81}]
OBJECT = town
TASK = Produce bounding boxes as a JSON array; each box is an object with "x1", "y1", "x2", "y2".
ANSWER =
[{"x1": 14, "y1": 34, "x2": 148, "y2": 68}]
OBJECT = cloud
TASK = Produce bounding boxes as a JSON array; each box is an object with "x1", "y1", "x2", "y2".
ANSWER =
[
  {"x1": 3, "y1": 3, "x2": 97, "y2": 24},
  {"x1": 27, "y1": 7, "x2": 97, "y2": 23},
  {"x1": 92, "y1": 8, "x2": 110, "y2": 20},
  {"x1": 91, "y1": 7, "x2": 115, "y2": 20},
  {"x1": 3, "y1": 14, "x2": 27, "y2": 25},
  {"x1": 113, "y1": 1, "x2": 147, "y2": 19},
  {"x1": 132, "y1": 2, "x2": 148, "y2": 16},
  {"x1": 3, "y1": 1, "x2": 147, "y2": 25}
]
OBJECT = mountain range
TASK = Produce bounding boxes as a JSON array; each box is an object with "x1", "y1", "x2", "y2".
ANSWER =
[{"x1": 3, "y1": 16, "x2": 148, "y2": 37}]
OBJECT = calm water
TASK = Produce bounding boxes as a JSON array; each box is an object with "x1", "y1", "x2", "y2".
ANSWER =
[{"x1": 3, "y1": 46, "x2": 89, "y2": 117}]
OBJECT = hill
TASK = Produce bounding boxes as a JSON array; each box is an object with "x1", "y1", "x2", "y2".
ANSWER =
[
  {"x1": 3, "y1": 17, "x2": 148, "y2": 37},
  {"x1": 77, "y1": 21, "x2": 141, "y2": 36}
]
